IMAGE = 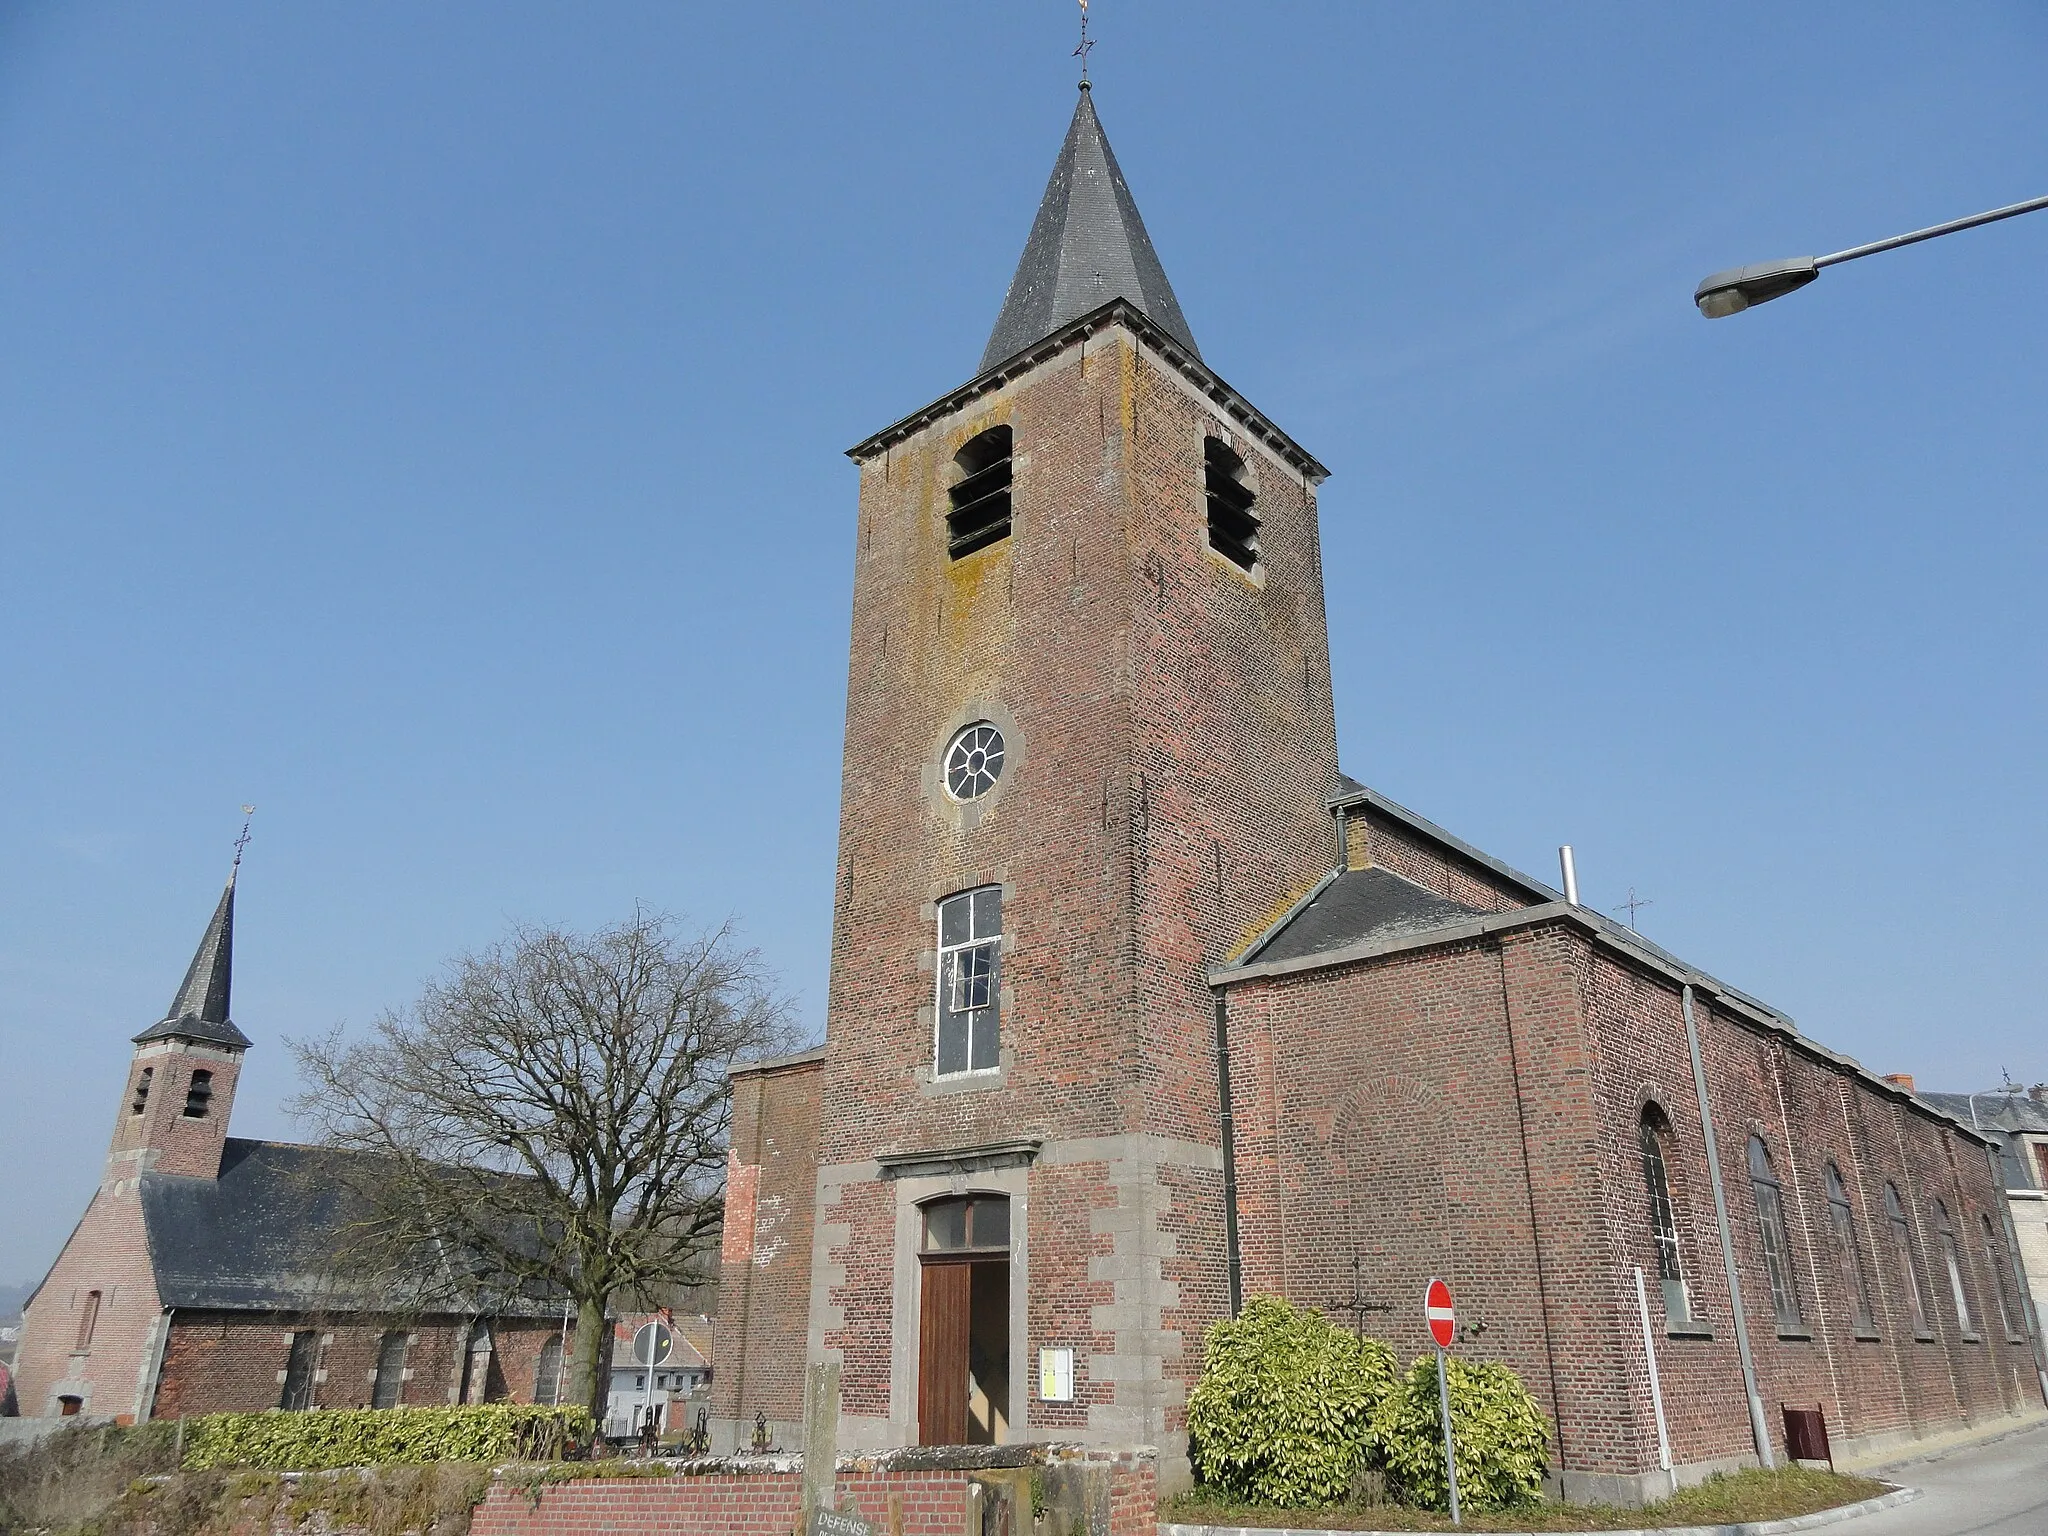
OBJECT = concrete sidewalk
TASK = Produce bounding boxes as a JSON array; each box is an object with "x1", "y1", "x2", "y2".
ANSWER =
[{"x1": 1843, "y1": 1417, "x2": 2048, "y2": 1536}]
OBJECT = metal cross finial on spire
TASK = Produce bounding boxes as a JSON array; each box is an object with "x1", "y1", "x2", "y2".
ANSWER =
[
  {"x1": 1074, "y1": 0, "x2": 1094, "y2": 86},
  {"x1": 231, "y1": 804, "x2": 256, "y2": 876}
]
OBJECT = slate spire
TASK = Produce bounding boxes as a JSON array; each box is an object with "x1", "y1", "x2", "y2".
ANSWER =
[
  {"x1": 134, "y1": 867, "x2": 253, "y2": 1049},
  {"x1": 980, "y1": 85, "x2": 1200, "y2": 373}
]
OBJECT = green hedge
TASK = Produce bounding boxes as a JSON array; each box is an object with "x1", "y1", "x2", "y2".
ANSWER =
[
  {"x1": 1371, "y1": 1353, "x2": 1549, "y2": 1514},
  {"x1": 1186, "y1": 1295, "x2": 1553, "y2": 1514},
  {"x1": 1186, "y1": 1295, "x2": 1399, "y2": 1507},
  {"x1": 182, "y1": 1404, "x2": 592, "y2": 1471}
]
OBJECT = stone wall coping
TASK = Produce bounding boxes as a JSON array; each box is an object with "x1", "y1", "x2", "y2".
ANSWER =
[{"x1": 1157, "y1": 1480, "x2": 1918, "y2": 1536}]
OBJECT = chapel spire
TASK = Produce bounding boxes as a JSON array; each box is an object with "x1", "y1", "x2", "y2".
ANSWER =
[
  {"x1": 133, "y1": 862, "x2": 252, "y2": 1050},
  {"x1": 979, "y1": 85, "x2": 1201, "y2": 373}
]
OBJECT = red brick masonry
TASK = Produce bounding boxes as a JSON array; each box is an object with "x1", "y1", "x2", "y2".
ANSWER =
[{"x1": 471, "y1": 1447, "x2": 1157, "y2": 1536}]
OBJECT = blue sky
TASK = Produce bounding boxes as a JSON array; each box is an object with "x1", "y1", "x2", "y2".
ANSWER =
[{"x1": 3, "y1": 2, "x2": 2044, "y2": 1282}]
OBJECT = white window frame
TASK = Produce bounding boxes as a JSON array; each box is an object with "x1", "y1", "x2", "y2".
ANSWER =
[{"x1": 934, "y1": 887, "x2": 1002, "y2": 1078}]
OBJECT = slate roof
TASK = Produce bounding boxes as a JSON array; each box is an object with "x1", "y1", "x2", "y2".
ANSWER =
[
  {"x1": 1918, "y1": 1091, "x2": 2048, "y2": 1191},
  {"x1": 133, "y1": 872, "x2": 252, "y2": 1050},
  {"x1": 1245, "y1": 866, "x2": 1487, "y2": 967},
  {"x1": 140, "y1": 1139, "x2": 396, "y2": 1310},
  {"x1": 980, "y1": 85, "x2": 1199, "y2": 373},
  {"x1": 139, "y1": 1138, "x2": 562, "y2": 1314}
]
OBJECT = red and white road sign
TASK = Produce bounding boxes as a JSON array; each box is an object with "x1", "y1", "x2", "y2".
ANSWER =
[{"x1": 1425, "y1": 1278, "x2": 1456, "y2": 1349}]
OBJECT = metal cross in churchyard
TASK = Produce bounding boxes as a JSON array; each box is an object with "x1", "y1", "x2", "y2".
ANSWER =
[
  {"x1": 1347, "y1": 1252, "x2": 1394, "y2": 1340},
  {"x1": 1614, "y1": 887, "x2": 1653, "y2": 930}
]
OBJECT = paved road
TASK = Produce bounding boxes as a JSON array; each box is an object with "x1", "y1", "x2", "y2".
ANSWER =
[{"x1": 1853, "y1": 1421, "x2": 2048, "y2": 1536}]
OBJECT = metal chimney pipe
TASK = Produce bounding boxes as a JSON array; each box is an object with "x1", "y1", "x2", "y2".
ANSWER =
[{"x1": 1559, "y1": 846, "x2": 1580, "y2": 906}]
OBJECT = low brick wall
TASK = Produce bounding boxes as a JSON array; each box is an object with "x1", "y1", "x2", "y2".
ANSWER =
[{"x1": 472, "y1": 1446, "x2": 1157, "y2": 1536}]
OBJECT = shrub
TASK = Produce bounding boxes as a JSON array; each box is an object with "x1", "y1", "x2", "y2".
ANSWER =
[
  {"x1": 1370, "y1": 1354, "x2": 1549, "y2": 1514},
  {"x1": 1186, "y1": 1295, "x2": 1398, "y2": 1507},
  {"x1": 0, "y1": 1420, "x2": 181, "y2": 1534},
  {"x1": 182, "y1": 1403, "x2": 592, "y2": 1471}
]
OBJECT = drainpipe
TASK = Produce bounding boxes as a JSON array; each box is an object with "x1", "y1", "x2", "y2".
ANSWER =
[
  {"x1": 1682, "y1": 983, "x2": 1775, "y2": 1469},
  {"x1": 1213, "y1": 991, "x2": 1244, "y2": 1316}
]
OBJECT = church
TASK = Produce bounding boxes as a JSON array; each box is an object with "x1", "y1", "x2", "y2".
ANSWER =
[
  {"x1": 709, "y1": 84, "x2": 2047, "y2": 1500},
  {"x1": 11, "y1": 867, "x2": 574, "y2": 1423}
]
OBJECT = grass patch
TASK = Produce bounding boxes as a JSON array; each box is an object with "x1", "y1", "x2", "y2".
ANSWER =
[{"x1": 1162, "y1": 1465, "x2": 1891, "y2": 1531}]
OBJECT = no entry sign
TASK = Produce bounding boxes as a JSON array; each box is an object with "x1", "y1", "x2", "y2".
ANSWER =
[{"x1": 1425, "y1": 1278, "x2": 1456, "y2": 1349}]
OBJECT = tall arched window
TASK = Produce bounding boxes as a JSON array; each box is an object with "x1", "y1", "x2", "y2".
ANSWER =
[
  {"x1": 1933, "y1": 1201, "x2": 1975, "y2": 1339},
  {"x1": 1747, "y1": 1135, "x2": 1803, "y2": 1332},
  {"x1": 183, "y1": 1068, "x2": 214, "y2": 1118},
  {"x1": 1980, "y1": 1213, "x2": 2018, "y2": 1340},
  {"x1": 1638, "y1": 1105, "x2": 1691, "y2": 1323},
  {"x1": 1883, "y1": 1183, "x2": 1930, "y2": 1337},
  {"x1": 1824, "y1": 1163, "x2": 1876, "y2": 1336}
]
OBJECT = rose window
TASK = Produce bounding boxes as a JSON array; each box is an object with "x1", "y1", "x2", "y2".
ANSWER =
[{"x1": 944, "y1": 723, "x2": 1006, "y2": 801}]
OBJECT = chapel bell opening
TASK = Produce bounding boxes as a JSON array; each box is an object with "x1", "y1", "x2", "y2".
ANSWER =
[{"x1": 916, "y1": 1193, "x2": 1010, "y2": 1446}]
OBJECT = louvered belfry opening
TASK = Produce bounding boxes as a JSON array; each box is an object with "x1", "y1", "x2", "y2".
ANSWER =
[
  {"x1": 947, "y1": 427, "x2": 1013, "y2": 558},
  {"x1": 1205, "y1": 437, "x2": 1260, "y2": 571}
]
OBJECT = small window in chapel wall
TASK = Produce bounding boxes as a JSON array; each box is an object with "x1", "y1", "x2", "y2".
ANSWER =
[
  {"x1": 131, "y1": 1067, "x2": 153, "y2": 1115},
  {"x1": 935, "y1": 888, "x2": 1001, "y2": 1077},
  {"x1": 183, "y1": 1069, "x2": 214, "y2": 1118}
]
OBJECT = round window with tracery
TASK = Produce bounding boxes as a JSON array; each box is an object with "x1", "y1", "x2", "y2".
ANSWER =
[{"x1": 944, "y1": 723, "x2": 1006, "y2": 801}]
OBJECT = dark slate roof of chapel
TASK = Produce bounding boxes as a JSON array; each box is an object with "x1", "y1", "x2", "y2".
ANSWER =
[
  {"x1": 1244, "y1": 866, "x2": 1488, "y2": 967},
  {"x1": 140, "y1": 1139, "x2": 391, "y2": 1310},
  {"x1": 980, "y1": 86, "x2": 1200, "y2": 373},
  {"x1": 140, "y1": 1138, "x2": 566, "y2": 1314},
  {"x1": 133, "y1": 873, "x2": 252, "y2": 1050}
]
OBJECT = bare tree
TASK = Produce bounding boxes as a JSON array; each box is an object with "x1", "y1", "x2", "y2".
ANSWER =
[{"x1": 292, "y1": 910, "x2": 796, "y2": 1419}]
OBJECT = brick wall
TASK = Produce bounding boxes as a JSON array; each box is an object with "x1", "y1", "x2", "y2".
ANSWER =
[
  {"x1": 717, "y1": 1052, "x2": 824, "y2": 1438},
  {"x1": 1225, "y1": 912, "x2": 2041, "y2": 1497},
  {"x1": 151, "y1": 1314, "x2": 573, "y2": 1418},
  {"x1": 13, "y1": 1186, "x2": 163, "y2": 1421},
  {"x1": 468, "y1": 1450, "x2": 1157, "y2": 1536},
  {"x1": 1345, "y1": 804, "x2": 1536, "y2": 914},
  {"x1": 107, "y1": 1040, "x2": 242, "y2": 1182}
]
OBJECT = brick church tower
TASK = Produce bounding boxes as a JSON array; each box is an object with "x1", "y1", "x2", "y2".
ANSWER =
[
  {"x1": 717, "y1": 85, "x2": 1340, "y2": 1478},
  {"x1": 14, "y1": 863, "x2": 250, "y2": 1419}
]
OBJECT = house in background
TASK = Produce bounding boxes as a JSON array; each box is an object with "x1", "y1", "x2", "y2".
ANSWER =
[
  {"x1": 11, "y1": 867, "x2": 574, "y2": 1422},
  {"x1": 1913, "y1": 1080, "x2": 2048, "y2": 1334},
  {"x1": 603, "y1": 1310, "x2": 713, "y2": 1440}
]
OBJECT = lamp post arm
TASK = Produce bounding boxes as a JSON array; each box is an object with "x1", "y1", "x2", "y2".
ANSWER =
[{"x1": 1816, "y1": 192, "x2": 2048, "y2": 269}]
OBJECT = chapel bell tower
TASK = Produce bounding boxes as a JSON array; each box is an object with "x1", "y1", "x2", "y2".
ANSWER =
[{"x1": 107, "y1": 863, "x2": 250, "y2": 1184}]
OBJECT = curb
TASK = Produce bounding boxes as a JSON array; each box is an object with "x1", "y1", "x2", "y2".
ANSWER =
[{"x1": 1157, "y1": 1483, "x2": 1920, "y2": 1536}]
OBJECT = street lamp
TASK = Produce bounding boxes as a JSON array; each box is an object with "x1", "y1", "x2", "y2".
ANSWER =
[{"x1": 1694, "y1": 191, "x2": 2048, "y2": 318}]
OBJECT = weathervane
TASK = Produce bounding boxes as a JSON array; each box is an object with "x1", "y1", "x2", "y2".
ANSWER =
[
  {"x1": 231, "y1": 804, "x2": 256, "y2": 875},
  {"x1": 1074, "y1": 0, "x2": 1095, "y2": 85}
]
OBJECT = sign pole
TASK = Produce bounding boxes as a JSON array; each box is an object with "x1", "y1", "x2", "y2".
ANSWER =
[
  {"x1": 1437, "y1": 1344, "x2": 1461, "y2": 1526},
  {"x1": 1425, "y1": 1278, "x2": 1460, "y2": 1527}
]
